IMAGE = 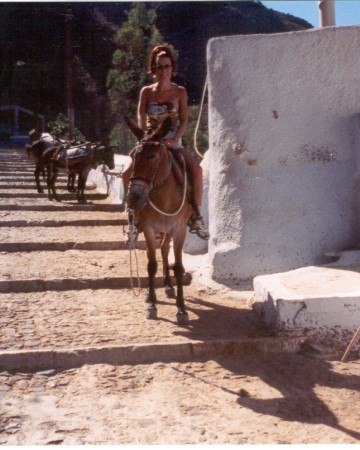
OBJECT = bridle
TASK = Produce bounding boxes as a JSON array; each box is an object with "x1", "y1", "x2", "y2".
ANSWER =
[
  {"x1": 129, "y1": 141, "x2": 172, "y2": 191},
  {"x1": 129, "y1": 140, "x2": 188, "y2": 217}
]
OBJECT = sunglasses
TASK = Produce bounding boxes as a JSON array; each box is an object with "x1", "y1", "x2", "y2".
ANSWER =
[{"x1": 155, "y1": 64, "x2": 172, "y2": 71}]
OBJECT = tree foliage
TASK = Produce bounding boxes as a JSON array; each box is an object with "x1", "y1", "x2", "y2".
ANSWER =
[
  {"x1": 47, "y1": 113, "x2": 85, "y2": 142},
  {"x1": 106, "y1": 3, "x2": 166, "y2": 153}
]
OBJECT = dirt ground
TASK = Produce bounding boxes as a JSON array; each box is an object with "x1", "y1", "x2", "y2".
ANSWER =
[{"x1": 0, "y1": 146, "x2": 360, "y2": 445}]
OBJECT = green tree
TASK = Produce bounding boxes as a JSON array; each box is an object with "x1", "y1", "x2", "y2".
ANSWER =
[
  {"x1": 107, "y1": 3, "x2": 168, "y2": 153},
  {"x1": 47, "y1": 113, "x2": 85, "y2": 143}
]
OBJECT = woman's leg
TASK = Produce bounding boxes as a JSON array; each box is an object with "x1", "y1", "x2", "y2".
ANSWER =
[
  {"x1": 174, "y1": 147, "x2": 209, "y2": 240},
  {"x1": 175, "y1": 147, "x2": 203, "y2": 207}
]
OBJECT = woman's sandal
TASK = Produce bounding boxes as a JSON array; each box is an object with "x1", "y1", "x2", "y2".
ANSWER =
[{"x1": 188, "y1": 216, "x2": 210, "y2": 240}]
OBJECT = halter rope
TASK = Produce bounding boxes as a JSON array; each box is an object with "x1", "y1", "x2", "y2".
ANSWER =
[
  {"x1": 126, "y1": 208, "x2": 142, "y2": 296},
  {"x1": 193, "y1": 75, "x2": 208, "y2": 160}
]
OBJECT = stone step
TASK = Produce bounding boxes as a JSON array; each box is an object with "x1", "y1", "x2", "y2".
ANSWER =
[
  {"x1": 253, "y1": 251, "x2": 360, "y2": 347},
  {"x1": 0, "y1": 286, "x2": 269, "y2": 356},
  {"x1": 0, "y1": 273, "x2": 191, "y2": 294},
  {"x1": 0, "y1": 219, "x2": 127, "y2": 227},
  {"x1": 0, "y1": 192, "x2": 110, "y2": 201},
  {"x1": 0, "y1": 204, "x2": 123, "y2": 212},
  {"x1": 0, "y1": 336, "x2": 303, "y2": 372},
  {"x1": 0, "y1": 224, "x2": 125, "y2": 243}
]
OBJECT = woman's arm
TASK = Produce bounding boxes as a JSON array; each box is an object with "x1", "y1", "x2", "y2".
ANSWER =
[
  {"x1": 175, "y1": 86, "x2": 189, "y2": 140},
  {"x1": 137, "y1": 86, "x2": 149, "y2": 131}
]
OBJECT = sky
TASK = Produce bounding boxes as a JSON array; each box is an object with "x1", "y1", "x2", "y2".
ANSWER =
[
  {"x1": 10, "y1": 0, "x2": 360, "y2": 28},
  {"x1": 262, "y1": 1, "x2": 360, "y2": 27}
]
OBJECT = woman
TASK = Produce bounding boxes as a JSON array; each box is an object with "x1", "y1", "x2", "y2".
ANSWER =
[{"x1": 137, "y1": 44, "x2": 209, "y2": 240}]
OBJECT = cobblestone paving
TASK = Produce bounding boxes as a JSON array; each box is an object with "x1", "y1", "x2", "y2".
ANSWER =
[
  {"x1": 1, "y1": 147, "x2": 359, "y2": 445},
  {"x1": 0, "y1": 147, "x2": 266, "y2": 353}
]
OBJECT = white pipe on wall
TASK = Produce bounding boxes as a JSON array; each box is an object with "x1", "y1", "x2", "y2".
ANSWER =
[{"x1": 318, "y1": 0, "x2": 336, "y2": 27}]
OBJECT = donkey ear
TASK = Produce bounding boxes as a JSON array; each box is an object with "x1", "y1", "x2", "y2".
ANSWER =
[
  {"x1": 152, "y1": 116, "x2": 173, "y2": 141},
  {"x1": 124, "y1": 116, "x2": 144, "y2": 141}
]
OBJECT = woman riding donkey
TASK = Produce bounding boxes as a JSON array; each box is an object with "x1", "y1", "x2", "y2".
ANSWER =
[{"x1": 124, "y1": 44, "x2": 209, "y2": 241}]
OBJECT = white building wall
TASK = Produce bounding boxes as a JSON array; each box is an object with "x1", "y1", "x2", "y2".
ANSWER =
[{"x1": 206, "y1": 26, "x2": 360, "y2": 282}]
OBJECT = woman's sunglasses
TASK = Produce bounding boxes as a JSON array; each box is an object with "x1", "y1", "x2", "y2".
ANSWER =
[{"x1": 155, "y1": 64, "x2": 172, "y2": 71}]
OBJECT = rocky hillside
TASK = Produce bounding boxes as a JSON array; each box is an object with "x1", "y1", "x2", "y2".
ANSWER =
[
  {"x1": 156, "y1": 1, "x2": 312, "y2": 96},
  {"x1": 0, "y1": 1, "x2": 312, "y2": 139}
]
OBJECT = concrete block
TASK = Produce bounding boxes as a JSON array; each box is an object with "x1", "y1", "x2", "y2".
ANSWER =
[{"x1": 253, "y1": 256, "x2": 360, "y2": 339}]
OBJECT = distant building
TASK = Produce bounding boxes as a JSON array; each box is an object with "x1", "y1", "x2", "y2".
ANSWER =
[{"x1": 0, "y1": 105, "x2": 44, "y2": 140}]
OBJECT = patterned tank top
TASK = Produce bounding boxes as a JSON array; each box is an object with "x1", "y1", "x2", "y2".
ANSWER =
[{"x1": 146, "y1": 102, "x2": 179, "y2": 132}]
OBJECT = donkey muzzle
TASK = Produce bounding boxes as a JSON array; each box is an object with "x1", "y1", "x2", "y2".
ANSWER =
[{"x1": 127, "y1": 179, "x2": 150, "y2": 210}]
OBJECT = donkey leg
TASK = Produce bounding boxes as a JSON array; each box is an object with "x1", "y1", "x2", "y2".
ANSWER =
[
  {"x1": 46, "y1": 164, "x2": 53, "y2": 200},
  {"x1": 172, "y1": 231, "x2": 189, "y2": 324},
  {"x1": 50, "y1": 169, "x2": 61, "y2": 202},
  {"x1": 77, "y1": 170, "x2": 89, "y2": 204},
  {"x1": 47, "y1": 164, "x2": 60, "y2": 202},
  {"x1": 161, "y1": 234, "x2": 175, "y2": 299},
  {"x1": 35, "y1": 163, "x2": 43, "y2": 193},
  {"x1": 76, "y1": 176, "x2": 86, "y2": 204},
  {"x1": 67, "y1": 174, "x2": 75, "y2": 192},
  {"x1": 144, "y1": 231, "x2": 158, "y2": 319}
]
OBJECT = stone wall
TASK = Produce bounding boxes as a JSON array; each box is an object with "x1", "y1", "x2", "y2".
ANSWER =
[{"x1": 206, "y1": 26, "x2": 360, "y2": 282}]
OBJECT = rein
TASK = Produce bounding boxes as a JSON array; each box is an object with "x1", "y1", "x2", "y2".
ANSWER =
[{"x1": 148, "y1": 154, "x2": 188, "y2": 217}]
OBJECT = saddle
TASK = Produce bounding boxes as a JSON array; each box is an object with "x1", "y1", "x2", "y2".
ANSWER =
[
  {"x1": 170, "y1": 150, "x2": 188, "y2": 188},
  {"x1": 55, "y1": 143, "x2": 92, "y2": 164}
]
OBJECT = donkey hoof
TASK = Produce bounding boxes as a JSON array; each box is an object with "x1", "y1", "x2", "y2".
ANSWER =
[
  {"x1": 165, "y1": 286, "x2": 175, "y2": 299},
  {"x1": 146, "y1": 306, "x2": 157, "y2": 320},
  {"x1": 144, "y1": 290, "x2": 156, "y2": 304},
  {"x1": 176, "y1": 311, "x2": 189, "y2": 324}
]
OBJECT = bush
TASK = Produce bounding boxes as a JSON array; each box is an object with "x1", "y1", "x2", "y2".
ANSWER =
[{"x1": 47, "y1": 113, "x2": 85, "y2": 142}]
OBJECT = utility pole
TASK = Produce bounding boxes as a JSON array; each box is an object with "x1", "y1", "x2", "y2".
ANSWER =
[
  {"x1": 65, "y1": 11, "x2": 74, "y2": 140},
  {"x1": 318, "y1": 0, "x2": 336, "y2": 27}
]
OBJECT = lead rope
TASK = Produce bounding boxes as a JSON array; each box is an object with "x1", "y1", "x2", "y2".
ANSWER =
[
  {"x1": 148, "y1": 155, "x2": 187, "y2": 216},
  {"x1": 125, "y1": 208, "x2": 142, "y2": 297},
  {"x1": 193, "y1": 75, "x2": 208, "y2": 160}
]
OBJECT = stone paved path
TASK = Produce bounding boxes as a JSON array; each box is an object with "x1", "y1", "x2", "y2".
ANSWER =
[
  {"x1": 1, "y1": 146, "x2": 359, "y2": 445},
  {"x1": 0, "y1": 148, "x2": 273, "y2": 357}
]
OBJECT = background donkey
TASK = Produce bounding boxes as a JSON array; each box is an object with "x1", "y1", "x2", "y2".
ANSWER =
[{"x1": 44, "y1": 141, "x2": 115, "y2": 204}]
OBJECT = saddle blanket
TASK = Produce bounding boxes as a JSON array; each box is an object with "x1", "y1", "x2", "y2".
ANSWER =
[{"x1": 65, "y1": 146, "x2": 89, "y2": 160}]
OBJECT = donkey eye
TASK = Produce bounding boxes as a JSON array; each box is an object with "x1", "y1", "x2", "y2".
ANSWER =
[{"x1": 147, "y1": 154, "x2": 156, "y2": 161}]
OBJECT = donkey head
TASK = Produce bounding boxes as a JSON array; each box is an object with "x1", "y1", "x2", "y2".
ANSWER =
[{"x1": 124, "y1": 116, "x2": 173, "y2": 210}]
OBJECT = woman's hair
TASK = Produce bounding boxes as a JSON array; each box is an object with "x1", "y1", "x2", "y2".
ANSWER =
[{"x1": 148, "y1": 44, "x2": 177, "y2": 75}]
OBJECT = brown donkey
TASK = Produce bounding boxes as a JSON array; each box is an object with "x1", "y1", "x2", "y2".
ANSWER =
[{"x1": 125, "y1": 117, "x2": 193, "y2": 323}]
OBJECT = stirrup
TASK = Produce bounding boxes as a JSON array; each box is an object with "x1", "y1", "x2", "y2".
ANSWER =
[{"x1": 188, "y1": 216, "x2": 210, "y2": 240}]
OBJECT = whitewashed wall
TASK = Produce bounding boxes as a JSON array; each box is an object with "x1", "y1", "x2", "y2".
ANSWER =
[
  {"x1": 88, "y1": 154, "x2": 131, "y2": 204},
  {"x1": 206, "y1": 26, "x2": 360, "y2": 282}
]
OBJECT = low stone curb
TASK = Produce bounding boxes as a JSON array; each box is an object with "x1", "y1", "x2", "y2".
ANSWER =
[
  {"x1": 0, "y1": 337, "x2": 305, "y2": 371},
  {"x1": 0, "y1": 273, "x2": 192, "y2": 293},
  {"x1": 0, "y1": 219, "x2": 127, "y2": 227},
  {"x1": 0, "y1": 240, "x2": 144, "y2": 253}
]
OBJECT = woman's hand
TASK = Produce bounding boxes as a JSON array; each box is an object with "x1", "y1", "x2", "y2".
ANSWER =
[{"x1": 165, "y1": 138, "x2": 179, "y2": 148}]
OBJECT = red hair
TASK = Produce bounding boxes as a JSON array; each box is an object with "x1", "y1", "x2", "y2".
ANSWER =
[{"x1": 148, "y1": 44, "x2": 177, "y2": 75}]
